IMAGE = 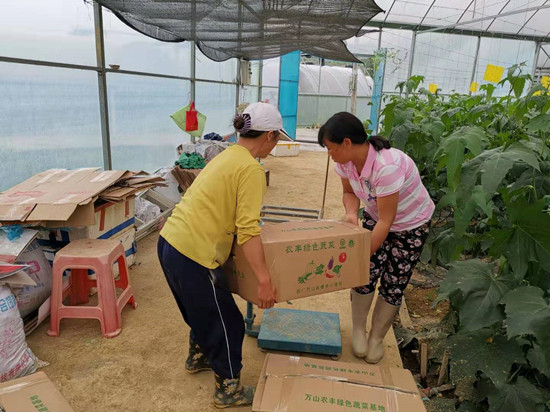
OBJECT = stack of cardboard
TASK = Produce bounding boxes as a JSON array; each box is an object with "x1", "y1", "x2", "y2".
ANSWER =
[
  {"x1": 100, "y1": 171, "x2": 166, "y2": 202},
  {"x1": 171, "y1": 167, "x2": 202, "y2": 193},
  {"x1": 0, "y1": 168, "x2": 165, "y2": 228},
  {"x1": 253, "y1": 354, "x2": 427, "y2": 412},
  {"x1": 0, "y1": 169, "x2": 165, "y2": 287}
]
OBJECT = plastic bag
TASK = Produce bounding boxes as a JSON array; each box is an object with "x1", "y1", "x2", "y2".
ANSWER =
[{"x1": 185, "y1": 102, "x2": 199, "y2": 131}]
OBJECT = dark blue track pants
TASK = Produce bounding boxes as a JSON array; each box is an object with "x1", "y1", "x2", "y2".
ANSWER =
[{"x1": 157, "y1": 236, "x2": 244, "y2": 379}]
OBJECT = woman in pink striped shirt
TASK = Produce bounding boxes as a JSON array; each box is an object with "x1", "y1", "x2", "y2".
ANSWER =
[{"x1": 318, "y1": 112, "x2": 435, "y2": 364}]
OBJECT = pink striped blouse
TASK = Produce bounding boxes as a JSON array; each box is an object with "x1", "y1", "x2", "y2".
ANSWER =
[{"x1": 335, "y1": 144, "x2": 435, "y2": 232}]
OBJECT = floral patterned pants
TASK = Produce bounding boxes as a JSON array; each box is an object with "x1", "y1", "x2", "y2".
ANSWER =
[{"x1": 354, "y1": 212, "x2": 430, "y2": 306}]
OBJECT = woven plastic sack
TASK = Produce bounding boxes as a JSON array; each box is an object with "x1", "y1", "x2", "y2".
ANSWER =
[
  {"x1": 171, "y1": 102, "x2": 207, "y2": 137},
  {"x1": 0, "y1": 286, "x2": 37, "y2": 382},
  {"x1": 13, "y1": 240, "x2": 52, "y2": 319}
]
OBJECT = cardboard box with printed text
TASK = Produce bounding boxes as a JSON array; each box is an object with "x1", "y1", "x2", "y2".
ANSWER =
[
  {"x1": 224, "y1": 220, "x2": 370, "y2": 304},
  {"x1": 0, "y1": 371, "x2": 75, "y2": 412},
  {"x1": 253, "y1": 354, "x2": 426, "y2": 412}
]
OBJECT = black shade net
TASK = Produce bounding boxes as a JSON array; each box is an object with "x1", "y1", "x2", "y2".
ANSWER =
[{"x1": 95, "y1": 0, "x2": 384, "y2": 62}]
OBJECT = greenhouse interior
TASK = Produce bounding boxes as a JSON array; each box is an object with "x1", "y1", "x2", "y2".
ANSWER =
[{"x1": 0, "y1": 1, "x2": 549, "y2": 411}]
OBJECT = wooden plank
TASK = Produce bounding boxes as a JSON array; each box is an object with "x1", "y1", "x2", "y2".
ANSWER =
[
  {"x1": 398, "y1": 297, "x2": 414, "y2": 330},
  {"x1": 420, "y1": 343, "x2": 428, "y2": 379},
  {"x1": 437, "y1": 350, "x2": 450, "y2": 386}
]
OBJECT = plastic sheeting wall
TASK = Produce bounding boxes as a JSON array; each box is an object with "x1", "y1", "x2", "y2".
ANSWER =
[{"x1": 297, "y1": 95, "x2": 371, "y2": 127}]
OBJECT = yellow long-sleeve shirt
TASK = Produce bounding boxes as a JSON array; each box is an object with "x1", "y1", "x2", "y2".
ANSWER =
[{"x1": 160, "y1": 145, "x2": 266, "y2": 269}]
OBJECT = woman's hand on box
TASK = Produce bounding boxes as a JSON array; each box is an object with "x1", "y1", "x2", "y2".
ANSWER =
[
  {"x1": 257, "y1": 276, "x2": 277, "y2": 309},
  {"x1": 342, "y1": 213, "x2": 359, "y2": 226}
]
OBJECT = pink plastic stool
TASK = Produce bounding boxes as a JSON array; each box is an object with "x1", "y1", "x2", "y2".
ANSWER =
[{"x1": 47, "y1": 238, "x2": 137, "y2": 338}]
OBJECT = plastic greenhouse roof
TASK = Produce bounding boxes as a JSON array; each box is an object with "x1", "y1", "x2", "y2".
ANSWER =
[{"x1": 369, "y1": 0, "x2": 550, "y2": 42}]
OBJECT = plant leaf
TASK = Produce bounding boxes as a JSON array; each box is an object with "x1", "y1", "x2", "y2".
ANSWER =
[
  {"x1": 393, "y1": 106, "x2": 415, "y2": 126},
  {"x1": 501, "y1": 285, "x2": 550, "y2": 371},
  {"x1": 505, "y1": 142, "x2": 541, "y2": 171},
  {"x1": 479, "y1": 142, "x2": 540, "y2": 196},
  {"x1": 460, "y1": 281, "x2": 508, "y2": 331},
  {"x1": 389, "y1": 124, "x2": 410, "y2": 150},
  {"x1": 453, "y1": 185, "x2": 494, "y2": 235},
  {"x1": 439, "y1": 259, "x2": 500, "y2": 298},
  {"x1": 448, "y1": 331, "x2": 524, "y2": 386},
  {"x1": 526, "y1": 113, "x2": 550, "y2": 133},
  {"x1": 502, "y1": 198, "x2": 550, "y2": 278},
  {"x1": 500, "y1": 286, "x2": 550, "y2": 339},
  {"x1": 431, "y1": 228, "x2": 465, "y2": 265},
  {"x1": 510, "y1": 76, "x2": 526, "y2": 99},
  {"x1": 507, "y1": 168, "x2": 550, "y2": 198},
  {"x1": 479, "y1": 148, "x2": 515, "y2": 196},
  {"x1": 462, "y1": 126, "x2": 487, "y2": 156},
  {"x1": 527, "y1": 343, "x2": 550, "y2": 376},
  {"x1": 442, "y1": 126, "x2": 487, "y2": 189},
  {"x1": 438, "y1": 259, "x2": 511, "y2": 330},
  {"x1": 419, "y1": 118, "x2": 445, "y2": 140},
  {"x1": 487, "y1": 377, "x2": 545, "y2": 412}
]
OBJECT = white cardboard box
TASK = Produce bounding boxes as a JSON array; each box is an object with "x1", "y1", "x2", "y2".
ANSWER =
[
  {"x1": 270, "y1": 141, "x2": 300, "y2": 157},
  {"x1": 37, "y1": 198, "x2": 135, "y2": 243}
]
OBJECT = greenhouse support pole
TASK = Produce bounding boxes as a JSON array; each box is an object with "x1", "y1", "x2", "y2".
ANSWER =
[
  {"x1": 350, "y1": 63, "x2": 358, "y2": 115},
  {"x1": 316, "y1": 58, "x2": 323, "y2": 125},
  {"x1": 235, "y1": 59, "x2": 241, "y2": 111},
  {"x1": 258, "y1": 61, "x2": 263, "y2": 102},
  {"x1": 470, "y1": 36, "x2": 481, "y2": 96},
  {"x1": 235, "y1": 2, "x2": 242, "y2": 110},
  {"x1": 407, "y1": 31, "x2": 416, "y2": 80},
  {"x1": 189, "y1": 42, "x2": 196, "y2": 143},
  {"x1": 532, "y1": 42, "x2": 542, "y2": 82},
  {"x1": 190, "y1": 0, "x2": 197, "y2": 144},
  {"x1": 378, "y1": 49, "x2": 387, "y2": 130},
  {"x1": 190, "y1": 42, "x2": 196, "y2": 102},
  {"x1": 190, "y1": 0, "x2": 196, "y2": 104},
  {"x1": 369, "y1": 49, "x2": 386, "y2": 133},
  {"x1": 93, "y1": 2, "x2": 112, "y2": 170}
]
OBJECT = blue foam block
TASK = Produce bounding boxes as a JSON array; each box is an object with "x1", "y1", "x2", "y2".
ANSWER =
[{"x1": 257, "y1": 308, "x2": 341, "y2": 356}]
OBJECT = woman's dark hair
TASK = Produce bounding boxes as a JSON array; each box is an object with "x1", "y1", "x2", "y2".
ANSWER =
[
  {"x1": 233, "y1": 114, "x2": 264, "y2": 138},
  {"x1": 317, "y1": 112, "x2": 391, "y2": 151}
]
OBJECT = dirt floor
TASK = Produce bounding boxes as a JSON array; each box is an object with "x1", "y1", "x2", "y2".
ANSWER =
[{"x1": 26, "y1": 149, "x2": 418, "y2": 412}]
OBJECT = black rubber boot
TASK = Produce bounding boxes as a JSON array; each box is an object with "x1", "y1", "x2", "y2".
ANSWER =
[
  {"x1": 185, "y1": 336, "x2": 212, "y2": 374},
  {"x1": 213, "y1": 372, "x2": 255, "y2": 409}
]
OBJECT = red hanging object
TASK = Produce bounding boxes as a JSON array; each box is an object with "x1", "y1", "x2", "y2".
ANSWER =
[{"x1": 185, "y1": 102, "x2": 199, "y2": 132}]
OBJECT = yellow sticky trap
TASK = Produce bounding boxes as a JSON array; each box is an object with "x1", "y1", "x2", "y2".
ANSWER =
[
  {"x1": 483, "y1": 64, "x2": 505, "y2": 83},
  {"x1": 542, "y1": 76, "x2": 550, "y2": 89},
  {"x1": 470, "y1": 82, "x2": 479, "y2": 92},
  {"x1": 428, "y1": 83, "x2": 438, "y2": 94}
]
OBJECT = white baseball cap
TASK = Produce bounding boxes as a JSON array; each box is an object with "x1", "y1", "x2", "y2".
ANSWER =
[{"x1": 241, "y1": 102, "x2": 293, "y2": 141}]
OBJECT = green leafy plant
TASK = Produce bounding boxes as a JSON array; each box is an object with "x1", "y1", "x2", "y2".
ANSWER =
[{"x1": 379, "y1": 65, "x2": 550, "y2": 410}]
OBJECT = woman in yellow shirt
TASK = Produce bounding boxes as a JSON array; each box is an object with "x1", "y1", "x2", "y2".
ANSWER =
[{"x1": 158, "y1": 102, "x2": 291, "y2": 408}]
